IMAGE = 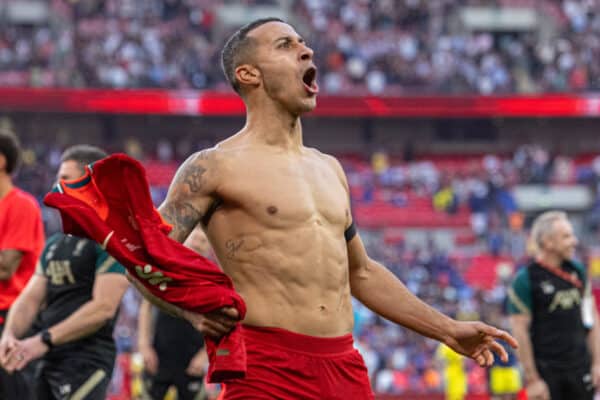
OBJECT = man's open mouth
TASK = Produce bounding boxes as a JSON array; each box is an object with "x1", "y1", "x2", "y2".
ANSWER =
[{"x1": 302, "y1": 67, "x2": 319, "y2": 95}]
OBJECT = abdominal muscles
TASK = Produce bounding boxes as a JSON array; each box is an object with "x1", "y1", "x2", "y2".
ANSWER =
[{"x1": 211, "y1": 222, "x2": 354, "y2": 337}]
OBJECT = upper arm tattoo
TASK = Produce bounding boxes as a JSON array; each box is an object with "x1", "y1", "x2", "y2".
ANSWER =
[
  {"x1": 160, "y1": 150, "x2": 215, "y2": 243},
  {"x1": 176, "y1": 159, "x2": 206, "y2": 193},
  {"x1": 172, "y1": 150, "x2": 212, "y2": 192}
]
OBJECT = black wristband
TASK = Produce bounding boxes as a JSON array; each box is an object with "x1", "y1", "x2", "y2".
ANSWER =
[{"x1": 41, "y1": 330, "x2": 53, "y2": 348}]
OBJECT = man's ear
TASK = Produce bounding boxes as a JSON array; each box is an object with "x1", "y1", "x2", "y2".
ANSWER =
[
  {"x1": 235, "y1": 64, "x2": 261, "y2": 89},
  {"x1": 0, "y1": 154, "x2": 6, "y2": 172}
]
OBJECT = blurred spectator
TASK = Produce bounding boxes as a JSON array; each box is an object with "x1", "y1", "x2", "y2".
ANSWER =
[
  {"x1": 0, "y1": 0, "x2": 599, "y2": 93},
  {"x1": 433, "y1": 179, "x2": 458, "y2": 214},
  {"x1": 435, "y1": 343, "x2": 467, "y2": 400}
]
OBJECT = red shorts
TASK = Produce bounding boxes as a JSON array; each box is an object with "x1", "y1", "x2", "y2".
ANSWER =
[{"x1": 219, "y1": 325, "x2": 374, "y2": 400}]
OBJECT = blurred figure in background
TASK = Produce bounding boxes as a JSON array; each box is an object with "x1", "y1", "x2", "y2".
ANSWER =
[
  {"x1": 0, "y1": 127, "x2": 45, "y2": 400},
  {"x1": 509, "y1": 211, "x2": 600, "y2": 400},
  {"x1": 0, "y1": 145, "x2": 128, "y2": 400},
  {"x1": 488, "y1": 300, "x2": 523, "y2": 400},
  {"x1": 435, "y1": 342, "x2": 467, "y2": 400},
  {"x1": 138, "y1": 224, "x2": 209, "y2": 400},
  {"x1": 488, "y1": 340, "x2": 522, "y2": 400}
]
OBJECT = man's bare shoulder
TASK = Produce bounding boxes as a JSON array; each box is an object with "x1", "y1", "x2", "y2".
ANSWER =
[
  {"x1": 306, "y1": 147, "x2": 338, "y2": 164},
  {"x1": 306, "y1": 148, "x2": 348, "y2": 187},
  {"x1": 213, "y1": 132, "x2": 257, "y2": 152},
  {"x1": 172, "y1": 139, "x2": 248, "y2": 190}
]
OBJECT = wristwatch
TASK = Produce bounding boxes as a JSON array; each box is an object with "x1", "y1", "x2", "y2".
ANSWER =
[{"x1": 40, "y1": 330, "x2": 54, "y2": 348}]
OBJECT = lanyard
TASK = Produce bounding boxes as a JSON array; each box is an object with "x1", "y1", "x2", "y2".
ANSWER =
[{"x1": 536, "y1": 261, "x2": 583, "y2": 290}]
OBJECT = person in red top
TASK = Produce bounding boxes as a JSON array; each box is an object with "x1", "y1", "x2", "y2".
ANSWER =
[{"x1": 0, "y1": 128, "x2": 45, "y2": 399}]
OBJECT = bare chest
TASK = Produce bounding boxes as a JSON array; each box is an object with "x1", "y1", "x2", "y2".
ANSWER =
[{"x1": 219, "y1": 155, "x2": 348, "y2": 228}]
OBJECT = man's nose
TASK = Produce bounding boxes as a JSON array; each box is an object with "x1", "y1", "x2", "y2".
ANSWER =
[{"x1": 299, "y1": 44, "x2": 313, "y2": 61}]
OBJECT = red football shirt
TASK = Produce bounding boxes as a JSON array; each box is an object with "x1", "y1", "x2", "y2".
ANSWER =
[{"x1": 0, "y1": 187, "x2": 45, "y2": 310}]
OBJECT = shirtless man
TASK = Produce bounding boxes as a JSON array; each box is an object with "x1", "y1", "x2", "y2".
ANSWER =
[{"x1": 145, "y1": 18, "x2": 517, "y2": 399}]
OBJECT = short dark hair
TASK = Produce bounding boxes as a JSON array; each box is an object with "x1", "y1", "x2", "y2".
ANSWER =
[
  {"x1": 221, "y1": 17, "x2": 284, "y2": 94},
  {"x1": 0, "y1": 128, "x2": 21, "y2": 174},
  {"x1": 61, "y1": 145, "x2": 107, "y2": 170}
]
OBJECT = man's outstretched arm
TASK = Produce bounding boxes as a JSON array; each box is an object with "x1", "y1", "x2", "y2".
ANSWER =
[{"x1": 347, "y1": 233, "x2": 518, "y2": 367}]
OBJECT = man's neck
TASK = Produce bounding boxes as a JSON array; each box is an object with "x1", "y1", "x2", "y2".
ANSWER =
[
  {"x1": 0, "y1": 173, "x2": 13, "y2": 200},
  {"x1": 536, "y1": 252, "x2": 564, "y2": 269},
  {"x1": 244, "y1": 99, "x2": 304, "y2": 151}
]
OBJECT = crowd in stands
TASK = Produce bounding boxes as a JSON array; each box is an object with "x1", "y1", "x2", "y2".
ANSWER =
[
  {"x1": 343, "y1": 143, "x2": 600, "y2": 258},
  {"x1": 0, "y1": 0, "x2": 225, "y2": 88},
  {"x1": 297, "y1": 0, "x2": 600, "y2": 94},
  {"x1": 0, "y1": 0, "x2": 599, "y2": 93}
]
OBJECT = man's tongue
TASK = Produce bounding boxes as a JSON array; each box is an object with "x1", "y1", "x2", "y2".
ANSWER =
[{"x1": 304, "y1": 80, "x2": 319, "y2": 94}]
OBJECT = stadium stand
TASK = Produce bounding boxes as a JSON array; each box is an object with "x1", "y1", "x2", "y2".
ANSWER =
[{"x1": 0, "y1": 0, "x2": 598, "y2": 93}]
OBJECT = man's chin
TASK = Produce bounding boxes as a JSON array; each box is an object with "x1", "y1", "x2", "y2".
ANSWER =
[
  {"x1": 282, "y1": 96, "x2": 317, "y2": 116},
  {"x1": 299, "y1": 97, "x2": 317, "y2": 113},
  {"x1": 564, "y1": 250, "x2": 575, "y2": 260}
]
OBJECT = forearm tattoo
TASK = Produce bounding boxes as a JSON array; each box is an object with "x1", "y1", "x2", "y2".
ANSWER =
[{"x1": 160, "y1": 202, "x2": 201, "y2": 243}]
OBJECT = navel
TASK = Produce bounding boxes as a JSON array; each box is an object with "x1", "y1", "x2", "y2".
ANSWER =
[{"x1": 267, "y1": 205, "x2": 278, "y2": 215}]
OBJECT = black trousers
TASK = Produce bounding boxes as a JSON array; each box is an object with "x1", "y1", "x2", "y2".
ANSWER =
[
  {"x1": 35, "y1": 359, "x2": 112, "y2": 400},
  {"x1": 0, "y1": 367, "x2": 34, "y2": 400},
  {"x1": 144, "y1": 369, "x2": 205, "y2": 400},
  {"x1": 538, "y1": 362, "x2": 594, "y2": 400}
]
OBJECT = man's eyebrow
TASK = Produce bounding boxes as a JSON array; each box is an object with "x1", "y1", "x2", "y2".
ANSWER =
[{"x1": 274, "y1": 36, "x2": 305, "y2": 44}]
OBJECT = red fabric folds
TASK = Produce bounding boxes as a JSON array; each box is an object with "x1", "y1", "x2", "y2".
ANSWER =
[{"x1": 44, "y1": 154, "x2": 246, "y2": 383}]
